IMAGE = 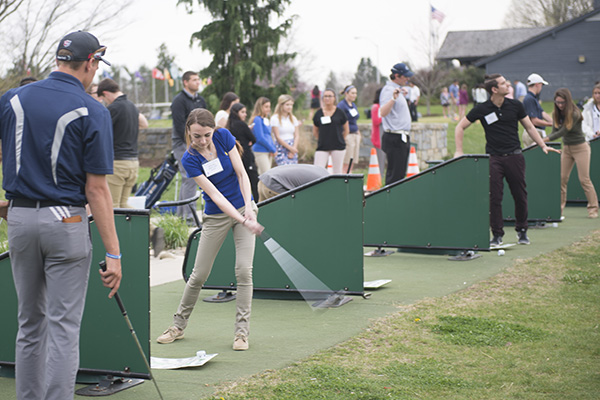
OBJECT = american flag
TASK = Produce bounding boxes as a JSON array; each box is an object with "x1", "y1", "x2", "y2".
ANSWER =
[{"x1": 431, "y1": 6, "x2": 445, "y2": 22}]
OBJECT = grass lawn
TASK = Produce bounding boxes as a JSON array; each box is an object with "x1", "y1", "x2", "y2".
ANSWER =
[{"x1": 204, "y1": 231, "x2": 600, "y2": 399}]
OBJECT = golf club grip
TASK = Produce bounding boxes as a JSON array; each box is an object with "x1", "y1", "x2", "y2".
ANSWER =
[{"x1": 98, "y1": 260, "x2": 126, "y2": 314}]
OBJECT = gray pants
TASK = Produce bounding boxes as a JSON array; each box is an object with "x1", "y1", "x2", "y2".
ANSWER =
[
  {"x1": 8, "y1": 205, "x2": 91, "y2": 400},
  {"x1": 173, "y1": 204, "x2": 256, "y2": 337},
  {"x1": 173, "y1": 142, "x2": 198, "y2": 221}
]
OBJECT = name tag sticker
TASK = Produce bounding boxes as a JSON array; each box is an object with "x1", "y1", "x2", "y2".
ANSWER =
[
  {"x1": 320, "y1": 116, "x2": 331, "y2": 124},
  {"x1": 349, "y1": 108, "x2": 358, "y2": 117},
  {"x1": 485, "y1": 112, "x2": 499, "y2": 125},
  {"x1": 203, "y1": 157, "x2": 224, "y2": 177}
]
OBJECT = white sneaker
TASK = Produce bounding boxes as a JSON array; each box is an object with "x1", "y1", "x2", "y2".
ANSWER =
[
  {"x1": 156, "y1": 326, "x2": 184, "y2": 344},
  {"x1": 233, "y1": 334, "x2": 248, "y2": 351}
]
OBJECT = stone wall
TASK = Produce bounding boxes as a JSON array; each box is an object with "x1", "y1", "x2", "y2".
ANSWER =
[
  {"x1": 138, "y1": 123, "x2": 449, "y2": 170},
  {"x1": 138, "y1": 128, "x2": 172, "y2": 164}
]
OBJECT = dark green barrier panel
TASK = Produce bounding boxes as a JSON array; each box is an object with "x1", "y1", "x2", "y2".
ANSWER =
[
  {"x1": 0, "y1": 210, "x2": 150, "y2": 381},
  {"x1": 567, "y1": 136, "x2": 600, "y2": 204},
  {"x1": 363, "y1": 155, "x2": 490, "y2": 251},
  {"x1": 184, "y1": 176, "x2": 365, "y2": 298},
  {"x1": 502, "y1": 143, "x2": 561, "y2": 222}
]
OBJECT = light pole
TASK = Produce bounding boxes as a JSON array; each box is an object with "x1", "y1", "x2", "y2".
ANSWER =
[{"x1": 354, "y1": 36, "x2": 380, "y2": 79}]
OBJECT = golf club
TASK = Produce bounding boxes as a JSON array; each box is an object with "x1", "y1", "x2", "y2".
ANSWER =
[{"x1": 99, "y1": 261, "x2": 164, "y2": 400}]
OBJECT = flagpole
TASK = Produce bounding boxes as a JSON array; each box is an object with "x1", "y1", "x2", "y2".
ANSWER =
[
  {"x1": 152, "y1": 76, "x2": 156, "y2": 112},
  {"x1": 429, "y1": 3, "x2": 433, "y2": 68}
]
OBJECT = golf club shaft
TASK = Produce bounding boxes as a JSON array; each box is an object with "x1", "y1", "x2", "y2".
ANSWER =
[{"x1": 100, "y1": 261, "x2": 164, "y2": 400}]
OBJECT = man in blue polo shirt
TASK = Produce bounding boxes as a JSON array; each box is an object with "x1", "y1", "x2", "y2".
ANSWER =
[
  {"x1": 0, "y1": 31, "x2": 122, "y2": 400},
  {"x1": 522, "y1": 73, "x2": 553, "y2": 146}
]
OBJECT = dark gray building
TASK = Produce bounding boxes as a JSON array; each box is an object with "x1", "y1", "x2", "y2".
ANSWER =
[
  {"x1": 437, "y1": 3, "x2": 600, "y2": 101},
  {"x1": 436, "y1": 27, "x2": 549, "y2": 67}
]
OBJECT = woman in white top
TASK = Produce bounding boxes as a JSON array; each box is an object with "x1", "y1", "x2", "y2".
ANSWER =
[
  {"x1": 582, "y1": 83, "x2": 600, "y2": 141},
  {"x1": 270, "y1": 94, "x2": 300, "y2": 165},
  {"x1": 215, "y1": 92, "x2": 240, "y2": 128}
]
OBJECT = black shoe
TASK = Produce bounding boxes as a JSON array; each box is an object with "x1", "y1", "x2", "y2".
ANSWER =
[
  {"x1": 490, "y1": 235, "x2": 503, "y2": 247},
  {"x1": 517, "y1": 230, "x2": 530, "y2": 245}
]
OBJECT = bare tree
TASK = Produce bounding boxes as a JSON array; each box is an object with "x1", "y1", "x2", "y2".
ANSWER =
[
  {"x1": 411, "y1": 66, "x2": 450, "y2": 116},
  {"x1": 0, "y1": 0, "x2": 131, "y2": 90},
  {"x1": 0, "y1": 0, "x2": 24, "y2": 24},
  {"x1": 503, "y1": 0, "x2": 593, "y2": 28}
]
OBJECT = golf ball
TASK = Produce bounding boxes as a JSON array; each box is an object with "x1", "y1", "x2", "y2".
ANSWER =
[{"x1": 497, "y1": 249, "x2": 505, "y2": 256}]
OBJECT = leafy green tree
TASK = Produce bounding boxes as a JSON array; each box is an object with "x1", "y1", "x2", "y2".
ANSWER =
[{"x1": 178, "y1": 0, "x2": 296, "y2": 109}]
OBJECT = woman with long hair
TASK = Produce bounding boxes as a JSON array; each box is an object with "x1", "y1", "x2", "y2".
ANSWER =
[
  {"x1": 250, "y1": 97, "x2": 276, "y2": 175},
  {"x1": 582, "y1": 83, "x2": 600, "y2": 140},
  {"x1": 215, "y1": 91, "x2": 240, "y2": 128},
  {"x1": 312, "y1": 88, "x2": 349, "y2": 174},
  {"x1": 270, "y1": 94, "x2": 300, "y2": 165},
  {"x1": 546, "y1": 88, "x2": 598, "y2": 218},
  {"x1": 309, "y1": 85, "x2": 321, "y2": 120},
  {"x1": 338, "y1": 85, "x2": 360, "y2": 173},
  {"x1": 156, "y1": 109, "x2": 263, "y2": 350},
  {"x1": 227, "y1": 102, "x2": 259, "y2": 201}
]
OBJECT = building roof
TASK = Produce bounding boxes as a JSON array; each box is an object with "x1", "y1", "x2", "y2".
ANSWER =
[
  {"x1": 474, "y1": 8, "x2": 600, "y2": 66},
  {"x1": 436, "y1": 27, "x2": 551, "y2": 62}
]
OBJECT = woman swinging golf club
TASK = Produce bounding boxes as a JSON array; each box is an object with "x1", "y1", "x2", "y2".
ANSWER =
[{"x1": 157, "y1": 108, "x2": 263, "y2": 351}]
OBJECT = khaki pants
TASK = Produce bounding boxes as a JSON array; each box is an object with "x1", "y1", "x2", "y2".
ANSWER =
[
  {"x1": 343, "y1": 132, "x2": 361, "y2": 165},
  {"x1": 522, "y1": 128, "x2": 546, "y2": 147},
  {"x1": 107, "y1": 159, "x2": 139, "y2": 208},
  {"x1": 173, "y1": 204, "x2": 257, "y2": 337},
  {"x1": 561, "y1": 142, "x2": 599, "y2": 214},
  {"x1": 254, "y1": 152, "x2": 273, "y2": 176},
  {"x1": 258, "y1": 181, "x2": 280, "y2": 202}
]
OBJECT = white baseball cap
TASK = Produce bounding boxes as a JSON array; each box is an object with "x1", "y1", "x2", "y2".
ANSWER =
[{"x1": 527, "y1": 73, "x2": 548, "y2": 86}]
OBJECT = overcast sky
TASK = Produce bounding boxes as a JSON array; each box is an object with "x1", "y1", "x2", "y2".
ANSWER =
[
  {"x1": 97, "y1": 0, "x2": 513, "y2": 88},
  {"x1": 5, "y1": 0, "x2": 513, "y2": 88}
]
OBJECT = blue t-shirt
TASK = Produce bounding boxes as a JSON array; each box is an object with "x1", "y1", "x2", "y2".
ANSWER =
[
  {"x1": 0, "y1": 71, "x2": 113, "y2": 204},
  {"x1": 251, "y1": 116, "x2": 276, "y2": 153},
  {"x1": 337, "y1": 100, "x2": 360, "y2": 133},
  {"x1": 523, "y1": 90, "x2": 545, "y2": 130},
  {"x1": 181, "y1": 128, "x2": 245, "y2": 214}
]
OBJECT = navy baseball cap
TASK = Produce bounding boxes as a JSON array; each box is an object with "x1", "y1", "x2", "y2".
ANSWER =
[
  {"x1": 391, "y1": 63, "x2": 414, "y2": 77},
  {"x1": 56, "y1": 31, "x2": 111, "y2": 66}
]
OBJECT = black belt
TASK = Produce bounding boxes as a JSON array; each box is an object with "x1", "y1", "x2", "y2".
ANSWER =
[
  {"x1": 495, "y1": 149, "x2": 522, "y2": 157},
  {"x1": 10, "y1": 199, "x2": 85, "y2": 208}
]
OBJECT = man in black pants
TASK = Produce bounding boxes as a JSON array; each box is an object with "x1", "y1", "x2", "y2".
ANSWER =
[
  {"x1": 454, "y1": 74, "x2": 560, "y2": 246},
  {"x1": 379, "y1": 63, "x2": 414, "y2": 185}
]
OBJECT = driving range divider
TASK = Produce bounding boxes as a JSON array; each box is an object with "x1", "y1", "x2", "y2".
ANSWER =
[
  {"x1": 502, "y1": 142, "x2": 562, "y2": 224},
  {"x1": 363, "y1": 155, "x2": 491, "y2": 252},
  {"x1": 567, "y1": 136, "x2": 600, "y2": 205},
  {"x1": 183, "y1": 175, "x2": 366, "y2": 299},
  {"x1": 0, "y1": 209, "x2": 151, "y2": 387}
]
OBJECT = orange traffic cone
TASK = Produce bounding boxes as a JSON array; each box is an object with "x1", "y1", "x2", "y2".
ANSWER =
[
  {"x1": 366, "y1": 148, "x2": 382, "y2": 191},
  {"x1": 327, "y1": 155, "x2": 333, "y2": 174},
  {"x1": 406, "y1": 146, "x2": 420, "y2": 178}
]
